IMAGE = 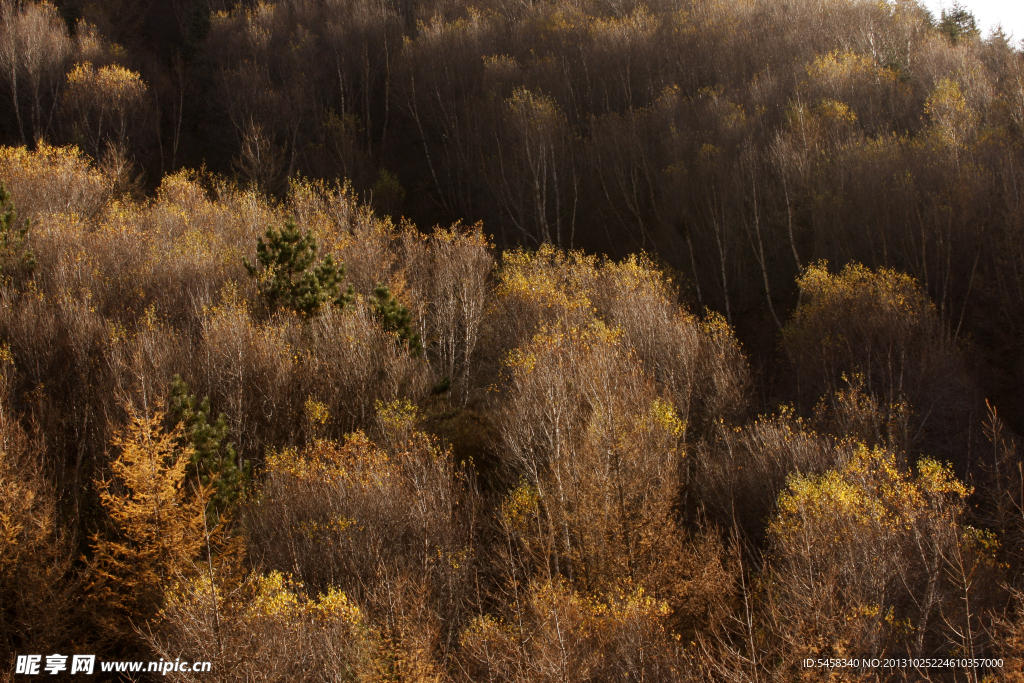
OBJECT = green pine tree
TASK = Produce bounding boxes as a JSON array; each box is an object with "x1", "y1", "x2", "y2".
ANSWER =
[
  {"x1": 244, "y1": 217, "x2": 353, "y2": 317},
  {"x1": 0, "y1": 182, "x2": 35, "y2": 286},
  {"x1": 939, "y1": 2, "x2": 979, "y2": 44},
  {"x1": 169, "y1": 375, "x2": 248, "y2": 519},
  {"x1": 371, "y1": 284, "x2": 422, "y2": 357}
]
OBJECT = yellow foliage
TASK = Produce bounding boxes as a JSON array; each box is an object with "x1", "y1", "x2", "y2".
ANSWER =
[
  {"x1": 313, "y1": 584, "x2": 365, "y2": 624},
  {"x1": 814, "y1": 98, "x2": 857, "y2": 125},
  {"x1": 773, "y1": 445, "x2": 896, "y2": 537},
  {"x1": 375, "y1": 397, "x2": 419, "y2": 435},
  {"x1": 66, "y1": 62, "x2": 146, "y2": 102},
  {"x1": 495, "y1": 244, "x2": 595, "y2": 314},
  {"x1": 0, "y1": 349, "x2": 75, "y2": 657},
  {"x1": 492, "y1": 244, "x2": 742, "y2": 443},
  {"x1": 88, "y1": 408, "x2": 212, "y2": 640},
  {"x1": 61, "y1": 61, "x2": 150, "y2": 159},
  {"x1": 250, "y1": 570, "x2": 302, "y2": 618},
  {"x1": 158, "y1": 566, "x2": 375, "y2": 682},
  {"x1": 459, "y1": 578, "x2": 674, "y2": 681},
  {"x1": 500, "y1": 481, "x2": 540, "y2": 536},
  {"x1": 647, "y1": 397, "x2": 686, "y2": 437},
  {"x1": 810, "y1": 50, "x2": 876, "y2": 80},
  {"x1": 304, "y1": 396, "x2": 330, "y2": 426},
  {"x1": 784, "y1": 260, "x2": 934, "y2": 353},
  {"x1": 925, "y1": 78, "x2": 977, "y2": 150},
  {"x1": 0, "y1": 142, "x2": 106, "y2": 223},
  {"x1": 766, "y1": 442, "x2": 991, "y2": 665},
  {"x1": 774, "y1": 444, "x2": 970, "y2": 541},
  {"x1": 600, "y1": 252, "x2": 677, "y2": 302},
  {"x1": 264, "y1": 431, "x2": 395, "y2": 484},
  {"x1": 808, "y1": 50, "x2": 893, "y2": 92}
]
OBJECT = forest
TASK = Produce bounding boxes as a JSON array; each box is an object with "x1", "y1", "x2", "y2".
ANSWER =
[{"x1": 1, "y1": 0, "x2": 1024, "y2": 680}]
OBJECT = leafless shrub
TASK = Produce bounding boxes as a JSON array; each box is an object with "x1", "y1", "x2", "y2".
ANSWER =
[
  {"x1": 195, "y1": 290, "x2": 297, "y2": 460},
  {"x1": 688, "y1": 409, "x2": 847, "y2": 542},
  {"x1": 0, "y1": 0, "x2": 72, "y2": 144},
  {"x1": 497, "y1": 321, "x2": 683, "y2": 593},
  {"x1": 246, "y1": 402, "x2": 478, "y2": 663},
  {"x1": 0, "y1": 285, "x2": 113, "y2": 513},
  {"x1": 991, "y1": 588, "x2": 1024, "y2": 683},
  {"x1": 783, "y1": 262, "x2": 979, "y2": 464},
  {"x1": 300, "y1": 301, "x2": 428, "y2": 435},
  {"x1": 232, "y1": 120, "x2": 287, "y2": 195},
  {"x1": 151, "y1": 567, "x2": 376, "y2": 683},
  {"x1": 0, "y1": 143, "x2": 106, "y2": 223},
  {"x1": 419, "y1": 225, "x2": 493, "y2": 404},
  {"x1": 458, "y1": 579, "x2": 683, "y2": 683}
]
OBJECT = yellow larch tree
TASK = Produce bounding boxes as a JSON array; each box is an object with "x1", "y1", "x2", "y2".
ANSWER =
[{"x1": 88, "y1": 406, "x2": 210, "y2": 645}]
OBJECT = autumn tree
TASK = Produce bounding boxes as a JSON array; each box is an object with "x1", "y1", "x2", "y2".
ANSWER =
[
  {"x1": 0, "y1": 0, "x2": 72, "y2": 144},
  {"x1": 422, "y1": 225, "x2": 492, "y2": 404},
  {"x1": 459, "y1": 579, "x2": 680, "y2": 683},
  {"x1": 756, "y1": 445, "x2": 1001, "y2": 679},
  {"x1": 782, "y1": 262, "x2": 978, "y2": 464},
  {"x1": 487, "y1": 88, "x2": 578, "y2": 248},
  {"x1": 60, "y1": 61, "x2": 151, "y2": 162},
  {"x1": 498, "y1": 321, "x2": 684, "y2": 593},
  {"x1": 246, "y1": 400, "x2": 476, "y2": 669},
  {"x1": 152, "y1": 570, "x2": 376, "y2": 683},
  {"x1": 87, "y1": 407, "x2": 211, "y2": 647},
  {"x1": 0, "y1": 344, "x2": 74, "y2": 662}
]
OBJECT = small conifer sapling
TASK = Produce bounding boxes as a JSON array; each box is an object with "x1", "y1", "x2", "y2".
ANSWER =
[
  {"x1": 169, "y1": 375, "x2": 249, "y2": 520},
  {"x1": 244, "y1": 217, "x2": 354, "y2": 317},
  {"x1": 0, "y1": 182, "x2": 36, "y2": 285},
  {"x1": 372, "y1": 284, "x2": 422, "y2": 357}
]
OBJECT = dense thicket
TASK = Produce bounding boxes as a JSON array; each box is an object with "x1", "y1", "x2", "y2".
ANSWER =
[
  {"x1": 1, "y1": 0, "x2": 1023, "y2": 423},
  {"x1": 2, "y1": 0, "x2": 1024, "y2": 680},
  {"x1": 0, "y1": 142, "x2": 1019, "y2": 682}
]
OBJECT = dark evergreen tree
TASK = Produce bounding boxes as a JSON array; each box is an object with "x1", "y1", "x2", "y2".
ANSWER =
[
  {"x1": 169, "y1": 375, "x2": 248, "y2": 519},
  {"x1": 0, "y1": 183, "x2": 35, "y2": 286},
  {"x1": 939, "y1": 2, "x2": 979, "y2": 44},
  {"x1": 244, "y1": 217, "x2": 352, "y2": 317},
  {"x1": 371, "y1": 284, "x2": 422, "y2": 357}
]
